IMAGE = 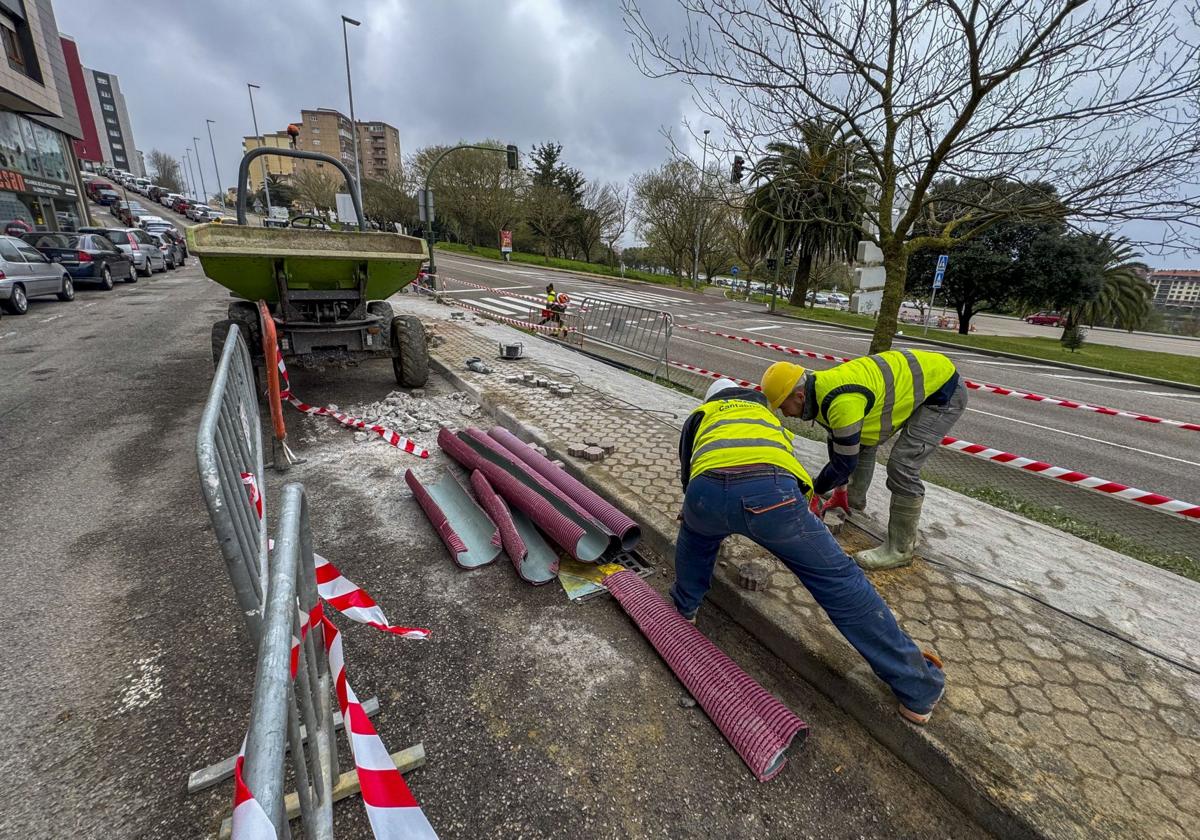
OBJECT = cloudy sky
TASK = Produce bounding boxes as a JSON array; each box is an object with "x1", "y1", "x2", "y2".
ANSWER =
[{"x1": 56, "y1": 0, "x2": 1197, "y2": 268}]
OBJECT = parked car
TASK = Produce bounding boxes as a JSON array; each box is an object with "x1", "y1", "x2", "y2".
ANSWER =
[
  {"x1": 147, "y1": 186, "x2": 168, "y2": 202},
  {"x1": 154, "y1": 226, "x2": 188, "y2": 264},
  {"x1": 163, "y1": 192, "x2": 185, "y2": 209},
  {"x1": 172, "y1": 198, "x2": 192, "y2": 216},
  {"x1": 85, "y1": 180, "x2": 113, "y2": 201},
  {"x1": 114, "y1": 201, "x2": 144, "y2": 226},
  {"x1": 1025, "y1": 311, "x2": 1065, "y2": 327},
  {"x1": 20, "y1": 231, "x2": 133, "y2": 290},
  {"x1": 147, "y1": 231, "x2": 180, "y2": 269},
  {"x1": 138, "y1": 215, "x2": 168, "y2": 228},
  {"x1": 78, "y1": 226, "x2": 165, "y2": 277},
  {"x1": 97, "y1": 189, "x2": 121, "y2": 206},
  {"x1": 187, "y1": 204, "x2": 214, "y2": 221},
  {"x1": 133, "y1": 177, "x2": 150, "y2": 193},
  {"x1": 0, "y1": 234, "x2": 74, "y2": 313}
]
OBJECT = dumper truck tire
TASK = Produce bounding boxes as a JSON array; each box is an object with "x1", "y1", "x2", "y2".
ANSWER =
[
  {"x1": 391, "y1": 314, "x2": 428, "y2": 387},
  {"x1": 367, "y1": 301, "x2": 394, "y2": 322},
  {"x1": 228, "y1": 301, "x2": 262, "y2": 358}
]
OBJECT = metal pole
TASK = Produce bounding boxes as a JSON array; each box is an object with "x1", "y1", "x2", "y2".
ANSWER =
[
  {"x1": 206, "y1": 119, "x2": 225, "y2": 209},
  {"x1": 422, "y1": 143, "x2": 512, "y2": 277},
  {"x1": 769, "y1": 221, "x2": 784, "y2": 314},
  {"x1": 182, "y1": 149, "x2": 195, "y2": 200},
  {"x1": 248, "y1": 84, "x2": 272, "y2": 213},
  {"x1": 690, "y1": 128, "x2": 709, "y2": 291},
  {"x1": 924, "y1": 287, "x2": 938, "y2": 335},
  {"x1": 341, "y1": 15, "x2": 364, "y2": 216},
  {"x1": 192, "y1": 137, "x2": 208, "y2": 205}
]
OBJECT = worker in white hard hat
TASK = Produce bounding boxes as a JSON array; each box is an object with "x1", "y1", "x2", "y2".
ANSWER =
[{"x1": 673, "y1": 377, "x2": 945, "y2": 724}]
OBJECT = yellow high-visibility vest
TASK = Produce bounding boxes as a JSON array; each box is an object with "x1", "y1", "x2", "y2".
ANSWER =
[
  {"x1": 813, "y1": 349, "x2": 957, "y2": 446},
  {"x1": 689, "y1": 398, "x2": 813, "y2": 496}
]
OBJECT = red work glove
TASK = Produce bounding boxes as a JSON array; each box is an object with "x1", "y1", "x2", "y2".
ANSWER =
[{"x1": 826, "y1": 486, "x2": 851, "y2": 515}]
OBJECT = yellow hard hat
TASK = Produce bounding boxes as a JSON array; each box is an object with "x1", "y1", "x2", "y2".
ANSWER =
[{"x1": 762, "y1": 361, "x2": 807, "y2": 409}]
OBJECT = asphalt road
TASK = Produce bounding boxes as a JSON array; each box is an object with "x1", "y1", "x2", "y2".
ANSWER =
[
  {"x1": 434, "y1": 253, "x2": 1200, "y2": 510},
  {"x1": 0, "y1": 217, "x2": 985, "y2": 837}
]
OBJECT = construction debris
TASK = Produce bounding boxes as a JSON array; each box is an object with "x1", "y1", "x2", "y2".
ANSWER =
[{"x1": 349, "y1": 390, "x2": 478, "y2": 438}]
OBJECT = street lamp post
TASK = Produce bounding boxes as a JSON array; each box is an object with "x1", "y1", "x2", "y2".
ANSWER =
[
  {"x1": 341, "y1": 15, "x2": 364, "y2": 217},
  {"x1": 182, "y1": 149, "x2": 195, "y2": 200},
  {"x1": 192, "y1": 137, "x2": 208, "y2": 205},
  {"x1": 247, "y1": 83, "x2": 272, "y2": 213},
  {"x1": 690, "y1": 128, "x2": 710, "y2": 290},
  {"x1": 206, "y1": 119, "x2": 225, "y2": 209}
]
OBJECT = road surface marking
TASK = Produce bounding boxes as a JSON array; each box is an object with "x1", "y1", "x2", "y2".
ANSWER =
[
  {"x1": 39, "y1": 314, "x2": 63, "y2": 323},
  {"x1": 1049, "y1": 374, "x2": 1139, "y2": 384},
  {"x1": 0, "y1": 330, "x2": 15, "y2": 340},
  {"x1": 462, "y1": 299, "x2": 522, "y2": 316},
  {"x1": 480, "y1": 296, "x2": 537, "y2": 314},
  {"x1": 966, "y1": 361, "x2": 1053, "y2": 369},
  {"x1": 965, "y1": 406, "x2": 1200, "y2": 468},
  {"x1": 81, "y1": 302, "x2": 99, "y2": 309},
  {"x1": 439, "y1": 285, "x2": 532, "y2": 295},
  {"x1": 1138, "y1": 390, "x2": 1200, "y2": 399}
]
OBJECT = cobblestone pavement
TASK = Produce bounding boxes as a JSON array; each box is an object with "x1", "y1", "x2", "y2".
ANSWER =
[{"x1": 428, "y1": 314, "x2": 1200, "y2": 840}]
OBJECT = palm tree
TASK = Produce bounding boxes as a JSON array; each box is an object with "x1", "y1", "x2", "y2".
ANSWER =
[
  {"x1": 1070, "y1": 234, "x2": 1152, "y2": 331},
  {"x1": 745, "y1": 122, "x2": 870, "y2": 306}
]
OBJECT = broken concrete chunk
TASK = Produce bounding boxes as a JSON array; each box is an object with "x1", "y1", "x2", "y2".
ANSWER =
[
  {"x1": 584, "y1": 446, "x2": 605, "y2": 462},
  {"x1": 822, "y1": 508, "x2": 846, "y2": 535},
  {"x1": 568, "y1": 444, "x2": 588, "y2": 458},
  {"x1": 737, "y1": 562, "x2": 771, "y2": 591},
  {"x1": 353, "y1": 432, "x2": 369, "y2": 443}
]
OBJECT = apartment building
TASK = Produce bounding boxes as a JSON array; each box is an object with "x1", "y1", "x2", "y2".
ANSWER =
[
  {"x1": 355, "y1": 120, "x2": 400, "y2": 180},
  {"x1": 293, "y1": 107, "x2": 357, "y2": 179},
  {"x1": 1149, "y1": 269, "x2": 1200, "y2": 311},
  {"x1": 241, "y1": 131, "x2": 296, "y2": 192},
  {"x1": 0, "y1": 0, "x2": 89, "y2": 230},
  {"x1": 82, "y1": 65, "x2": 142, "y2": 177}
]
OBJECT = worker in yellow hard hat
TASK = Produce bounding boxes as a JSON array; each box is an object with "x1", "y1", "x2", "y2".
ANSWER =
[
  {"x1": 762, "y1": 349, "x2": 965, "y2": 570},
  {"x1": 672, "y1": 377, "x2": 945, "y2": 724}
]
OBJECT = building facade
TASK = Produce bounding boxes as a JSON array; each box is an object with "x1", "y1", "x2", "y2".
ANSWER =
[
  {"x1": 82, "y1": 66, "x2": 141, "y2": 176},
  {"x1": 241, "y1": 131, "x2": 296, "y2": 193},
  {"x1": 0, "y1": 0, "x2": 88, "y2": 230},
  {"x1": 355, "y1": 120, "x2": 400, "y2": 180},
  {"x1": 293, "y1": 108, "x2": 356, "y2": 181},
  {"x1": 1149, "y1": 269, "x2": 1200, "y2": 311},
  {"x1": 58, "y1": 34, "x2": 100, "y2": 165}
]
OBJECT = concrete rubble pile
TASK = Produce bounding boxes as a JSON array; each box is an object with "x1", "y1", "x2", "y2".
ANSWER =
[{"x1": 347, "y1": 389, "x2": 481, "y2": 442}]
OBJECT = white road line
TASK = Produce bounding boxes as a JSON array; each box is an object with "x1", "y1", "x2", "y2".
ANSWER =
[
  {"x1": 481, "y1": 296, "x2": 536, "y2": 314},
  {"x1": 965, "y1": 360, "x2": 1053, "y2": 369},
  {"x1": 964, "y1": 406, "x2": 1200, "y2": 467},
  {"x1": 440, "y1": 285, "x2": 532, "y2": 295},
  {"x1": 584, "y1": 289, "x2": 688, "y2": 305},
  {"x1": 671, "y1": 333, "x2": 782, "y2": 363},
  {"x1": 464, "y1": 299, "x2": 519, "y2": 316},
  {"x1": 1138, "y1": 390, "x2": 1200, "y2": 399},
  {"x1": 0, "y1": 330, "x2": 15, "y2": 340},
  {"x1": 1050, "y1": 374, "x2": 1139, "y2": 384},
  {"x1": 81, "y1": 302, "x2": 99, "y2": 309},
  {"x1": 39, "y1": 314, "x2": 63, "y2": 323}
]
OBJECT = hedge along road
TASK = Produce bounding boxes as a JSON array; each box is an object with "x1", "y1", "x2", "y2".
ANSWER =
[{"x1": 434, "y1": 252, "x2": 1200, "y2": 509}]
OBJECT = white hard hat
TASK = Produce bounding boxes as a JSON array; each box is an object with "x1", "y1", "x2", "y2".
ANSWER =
[{"x1": 705, "y1": 378, "x2": 741, "y2": 401}]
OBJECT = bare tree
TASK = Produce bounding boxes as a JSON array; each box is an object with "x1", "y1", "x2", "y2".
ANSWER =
[
  {"x1": 723, "y1": 202, "x2": 764, "y2": 292},
  {"x1": 603, "y1": 183, "x2": 632, "y2": 263},
  {"x1": 408, "y1": 142, "x2": 525, "y2": 247},
  {"x1": 574, "y1": 182, "x2": 625, "y2": 262},
  {"x1": 626, "y1": 0, "x2": 1200, "y2": 351},
  {"x1": 632, "y1": 160, "x2": 700, "y2": 281},
  {"x1": 148, "y1": 150, "x2": 184, "y2": 192}
]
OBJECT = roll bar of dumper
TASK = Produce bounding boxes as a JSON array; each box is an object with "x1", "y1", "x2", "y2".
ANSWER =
[{"x1": 235, "y1": 146, "x2": 365, "y2": 231}]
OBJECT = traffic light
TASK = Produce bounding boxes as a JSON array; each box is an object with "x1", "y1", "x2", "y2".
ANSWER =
[
  {"x1": 730, "y1": 155, "x2": 745, "y2": 183},
  {"x1": 784, "y1": 248, "x2": 794, "y2": 267},
  {"x1": 766, "y1": 257, "x2": 777, "y2": 271},
  {"x1": 506, "y1": 144, "x2": 519, "y2": 170}
]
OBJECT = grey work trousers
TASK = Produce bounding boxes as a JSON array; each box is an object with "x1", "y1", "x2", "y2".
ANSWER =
[{"x1": 863, "y1": 382, "x2": 968, "y2": 498}]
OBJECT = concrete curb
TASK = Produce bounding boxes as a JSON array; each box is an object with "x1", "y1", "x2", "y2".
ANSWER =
[
  {"x1": 434, "y1": 248, "x2": 727, "y2": 298},
  {"x1": 428, "y1": 351, "x2": 1038, "y2": 839},
  {"x1": 772, "y1": 310, "x2": 1200, "y2": 394}
]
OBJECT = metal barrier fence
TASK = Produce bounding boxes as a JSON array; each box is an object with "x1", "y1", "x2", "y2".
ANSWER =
[
  {"x1": 197, "y1": 323, "x2": 270, "y2": 634},
  {"x1": 238, "y1": 483, "x2": 339, "y2": 839},
  {"x1": 574, "y1": 296, "x2": 673, "y2": 381}
]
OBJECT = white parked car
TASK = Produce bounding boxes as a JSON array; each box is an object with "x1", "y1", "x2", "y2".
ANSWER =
[
  {"x1": 138, "y1": 215, "x2": 167, "y2": 228},
  {"x1": 187, "y1": 204, "x2": 214, "y2": 221}
]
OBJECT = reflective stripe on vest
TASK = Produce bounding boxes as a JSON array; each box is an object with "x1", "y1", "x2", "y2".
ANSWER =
[
  {"x1": 816, "y1": 350, "x2": 953, "y2": 446},
  {"x1": 689, "y1": 399, "x2": 813, "y2": 495}
]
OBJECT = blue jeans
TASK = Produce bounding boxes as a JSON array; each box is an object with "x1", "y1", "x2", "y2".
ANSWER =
[{"x1": 670, "y1": 468, "x2": 944, "y2": 713}]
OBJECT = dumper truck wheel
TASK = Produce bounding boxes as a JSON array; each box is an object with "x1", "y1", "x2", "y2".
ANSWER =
[
  {"x1": 228, "y1": 301, "x2": 262, "y2": 357},
  {"x1": 391, "y1": 314, "x2": 428, "y2": 387},
  {"x1": 367, "y1": 301, "x2": 394, "y2": 322}
]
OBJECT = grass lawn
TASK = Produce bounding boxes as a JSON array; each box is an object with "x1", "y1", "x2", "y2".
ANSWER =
[
  {"x1": 752, "y1": 295, "x2": 1200, "y2": 386},
  {"x1": 435, "y1": 242, "x2": 688, "y2": 289}
]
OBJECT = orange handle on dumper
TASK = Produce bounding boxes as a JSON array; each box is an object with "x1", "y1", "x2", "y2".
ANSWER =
[{"x1": 257, "y1": 300, "x2": 288, "y2": 444}]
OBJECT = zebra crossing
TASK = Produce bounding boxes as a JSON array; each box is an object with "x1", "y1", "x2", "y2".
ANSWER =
[
  {"x1": 467, "y1": 296, "x2": 542, "y2": 317},
  {"x1": 574, "y1": 287, "x2": 689, "y2": 309}
]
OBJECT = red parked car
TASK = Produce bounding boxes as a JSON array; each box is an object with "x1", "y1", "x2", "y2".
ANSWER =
[{"x1": 1025, "y1": 311, "x2": 1065, "y2": 327}]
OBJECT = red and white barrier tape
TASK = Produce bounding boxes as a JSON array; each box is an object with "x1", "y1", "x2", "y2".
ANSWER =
[
  {"x1": 676, "y1": 322, "x2": 1200, "y2": 432},
  {"x1": 413, "y1": 281, "x2": 576, "y2": 334},
  {"x1": 665, "y1": 366, "x2": 1200, "y2": 521},
  {"x1": 241, "y1": 473, "x2": 432, "y2": 640},
  {"x1": 440, "y1": 275, "x2": 591, "y2": 312},
  {"x1": 667, "y1": 359, "x2": 762, "y2": 391},
  {"x1": 322, "y1": 613, "x2": 438, "y2": 838},
  {"x1": 231, "y1": 740, "x2": 276, "y2": 839},
  {"x1": 940, "y1": 436, "x2": 1200, "y2": 519},
  {"x1": 275, "y1": 350, "x2": 429, "y2": 458}
]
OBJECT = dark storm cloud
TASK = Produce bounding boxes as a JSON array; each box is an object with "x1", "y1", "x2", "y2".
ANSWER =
[{"x1": 54, "y1": 0, "x2": 693, "y2": 194}]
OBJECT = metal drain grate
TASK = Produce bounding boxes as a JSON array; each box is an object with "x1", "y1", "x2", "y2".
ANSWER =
[{"x1": 571, "y1": 548, "x2": 655, "y2": 603}]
